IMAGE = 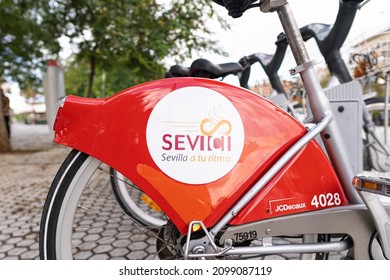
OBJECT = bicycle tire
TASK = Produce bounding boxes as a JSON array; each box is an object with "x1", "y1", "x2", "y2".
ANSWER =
[
  {"x1": 363, "y1": 96, "x2": 390, "y2": 172},
  {"x1": 39, "y1": 149, "x2": 163, "y2": 260},
  {"x1": 364, "y1": 96, "x2": 390, "y2": 126},
  {"x1": 110, "y1": 168, "x2": 166, "y2": 229}
]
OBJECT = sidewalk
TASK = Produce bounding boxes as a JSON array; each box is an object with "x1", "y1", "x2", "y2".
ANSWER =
[
  {"x1": 0, "y1": 123, "x2": 70, "y2": 259},
  {"x1": 1, "y1": 123, "x2": 161, "y2": 260}
]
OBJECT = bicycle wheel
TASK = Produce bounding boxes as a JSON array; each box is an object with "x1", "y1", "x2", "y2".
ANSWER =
[
  {"x1": 110, "y1": 168, "x2": 167, "y2": 229},
  {"x1": 39, "y1": 149, "x2": 166, "y2": 260},
  {"x1": 365, "y1": 97, "x2": 390, "y2": 127},
  {"x1": 363, "y1": 97, "x2": 390, "y2": 172}
]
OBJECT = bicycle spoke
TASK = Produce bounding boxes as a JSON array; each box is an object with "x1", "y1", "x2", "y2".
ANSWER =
[{"x1": 65, "y1": 163, "x2": 174, "y2": 259}]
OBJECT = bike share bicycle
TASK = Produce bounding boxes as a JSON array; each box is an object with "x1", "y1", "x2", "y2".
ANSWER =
[
  {"x1": 288, "y1": 1, "x2": 390, "y2": 174},
  {"x1": 350, "y1": 50, "x2": 390, "y2": 154},
  {"x1": 39, "y1": 0, "x2": 390, "y2": 260}
]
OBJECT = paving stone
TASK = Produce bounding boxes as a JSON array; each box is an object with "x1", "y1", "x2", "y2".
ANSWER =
[
  {"x1": 20, "y1": 250, "x2": 39, "y2": 260},
  {"x1": 76, "y1": 242, "x2": 97, "y2": 251},
  {"x1": 109, "y1": 248, "x2": 130, "y2": 258},
  {"x1": 0, "y1": 225, "x2": 8, "y2": 231},
  {"x1": 89, "y1": 254, "x2": 109, "y2": 260},
  {"x1": 72, "y1": 231, "x2": 87, "y2": 240},
  {"x1": 93, "y1": 244, "x2": 113, "y2": 254},
  {"x1": 0, "y1": 244, "x2": 15, "y2": 253},
  {"x1": 87, "y1": 227, "x2": 104, "y2": 234},
  {"x1": 74, "y1": 251, "x2": 93, "y2": 259},
  {"x1": 12, "y1": 229, "x2": 31, "y2": 237},
  {"x1": 17, "y1": 239, "x2": 35, "y2": 247},
  {"x1": 129, "y1": 241, "x2": 148, "y2": 251},
  {"x1": 24, "y1": 233, "x2": 38, "y2": 240},
  {"x1": 7, "y1": 247, "x2": 28, "y2": 256},
  {"x1": 6, "y1": 237, "x2": 23, "y2": 245},
  {"x1": 82, "y1": 234, "x2": 100, "y2": 242},
  {"x1": 28, "y1": 243, "x2": 39, "y2": 250},
  {"x1": 127, "y1": 251, "x2": 148, "y2": 260},
  {"x1": 1, "y1": 227, "x2": 17, "y2": 234},
  {"x1": 145, "y1": 245, "x2": 157, "y2": 254},
  {"x1": 129, "y1": 234, "x2": 148, "y2": 242},
  {"x1": 112, "y1": 239, "x2": 131, "y2": 248},
  {"x1": 0, "y1": 234, "x2": 11, "y2": 242},
  {"x1": 11, "y1": 220, "x2": 28, "y2": 228},
  {"x1": 1, "y1": 256, "x2": 19, "y2": 260}
]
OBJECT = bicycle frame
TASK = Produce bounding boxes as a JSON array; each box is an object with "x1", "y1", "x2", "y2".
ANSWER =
[{"x1": 50, "y1": 0, "x2": 390, "y2": 259}]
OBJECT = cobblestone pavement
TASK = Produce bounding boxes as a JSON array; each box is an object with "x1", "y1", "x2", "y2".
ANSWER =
[
  {"x1": 0, "y1": 124, "x2": 168, "y2": 260},
  {"x1": 0, "y1": 124, "x2": 70, "y2": 260},
  {"x1": 1, "y1": 123, "x2": 389, "y2": 260}
]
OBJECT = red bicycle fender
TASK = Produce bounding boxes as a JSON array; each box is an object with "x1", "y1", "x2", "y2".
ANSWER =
[{"x1": 53, "y1": 77, "x2": 347, "y2": 234}]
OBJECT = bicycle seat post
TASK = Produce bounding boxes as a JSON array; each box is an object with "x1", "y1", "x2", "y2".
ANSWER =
[{"x1": 261, "y1": 0, "x2": 361, "y2": 204}]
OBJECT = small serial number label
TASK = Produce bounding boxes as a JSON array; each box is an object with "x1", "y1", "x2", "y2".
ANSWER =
[
  {"x1": 311, "y1": 193, "x2": 341, "y2": 208},
  {"x1": 234, "y1": 230, "x2": 257, "y2": 242}
]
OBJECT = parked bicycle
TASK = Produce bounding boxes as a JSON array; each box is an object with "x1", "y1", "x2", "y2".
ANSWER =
[
  {"x1": 40, "y1": 0, "x2": 390, "y2": 260},
  {"x1": 286, "y1": 2, "x2": 390, "y2": 173}
]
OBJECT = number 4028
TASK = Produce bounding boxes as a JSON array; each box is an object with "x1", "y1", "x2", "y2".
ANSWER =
[{"x1": 311, "y1": 193, "x2": 341, "y2": 208}]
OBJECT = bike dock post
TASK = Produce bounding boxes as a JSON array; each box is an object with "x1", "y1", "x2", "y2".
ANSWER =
[{"x1": 43, "y1": 60, "x2": 66, "y2": 139}]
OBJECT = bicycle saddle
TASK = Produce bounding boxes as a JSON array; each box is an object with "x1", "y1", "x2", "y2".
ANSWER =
[
  {"x1": 164, "y1": 65, "x2": 190, "y2": 78},
  {"x1": 190, "y1": 58, "x2": 243, "y2": 79}
]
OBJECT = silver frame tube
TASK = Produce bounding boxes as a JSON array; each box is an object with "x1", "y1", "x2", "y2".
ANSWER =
[
  {"x1": 211, "y1": 111, "x2": 333, "y2": 236},
  {"x1": 277, "y1": 3, "x2": 362, "y2": 204},
  {"x1": 223, "y1": 238, "x2": 352, "y2": 256}
]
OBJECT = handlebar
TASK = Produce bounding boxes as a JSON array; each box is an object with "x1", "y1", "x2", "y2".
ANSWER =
[
  {"x1": 213, "y1": 0, "x2": 366, "y2": 92},
  {"x1": 276, "y1": 0, "x2": 364, "y2": 83},
  {"x1": 169, "y1": 0, "x2": 368, "y2": 90},
  {"x1": 239, "y1": 33, "x2": 288, "y2": 93}
]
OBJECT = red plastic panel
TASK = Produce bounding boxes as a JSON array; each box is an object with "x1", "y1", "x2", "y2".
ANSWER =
[
  {"x1": 229, "y1": 140, "x2": 347, "y2": 225},
  {"x1": 53, "y1": 78, "x2": 344, "y2": 234}
]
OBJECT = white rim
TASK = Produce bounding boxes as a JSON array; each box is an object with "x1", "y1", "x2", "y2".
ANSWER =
[{"x1": 114, "y1": 171, "x2": 166, "y2": 227}]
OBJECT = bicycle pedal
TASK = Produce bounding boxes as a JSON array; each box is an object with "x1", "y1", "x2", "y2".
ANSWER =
[{"x1": 353, "y1": 175, "x2": 390, "y2": 197}]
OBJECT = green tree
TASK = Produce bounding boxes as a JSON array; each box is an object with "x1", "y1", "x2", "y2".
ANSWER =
[
  {"x1": 64, "y1": 56, "x2": 152, "y2": 97},
  {"x1": 49, "y1": 0, "x2": 227, "y2": 97},
  {"x1": 0, "y1": 0, "x2": 227, "y2": 151},
  {"x1": 0, "y1": 1, "x2": 61, "y2": 91},
  {"x1": 0, "y1": 0, "x2": 61, "y2": 152}
]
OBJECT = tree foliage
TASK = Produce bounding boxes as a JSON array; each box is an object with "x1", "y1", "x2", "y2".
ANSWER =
[
  {"x1": 48, "y1": 0, "x2": 228, "y2": 97},
  {"x1": 0, "y1": 0, "x2": 61, "y2": 92},
  {"x1": 0, "y1": 0, "x2": 61, "y2": 151},
  {"x1": 0, "y1": 0, "x2": 227, "y2": 151}
]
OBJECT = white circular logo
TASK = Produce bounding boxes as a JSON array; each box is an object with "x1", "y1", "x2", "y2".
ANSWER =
[{"x1": 146, "y1": 86, "x2": 245, "y2": 184}]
